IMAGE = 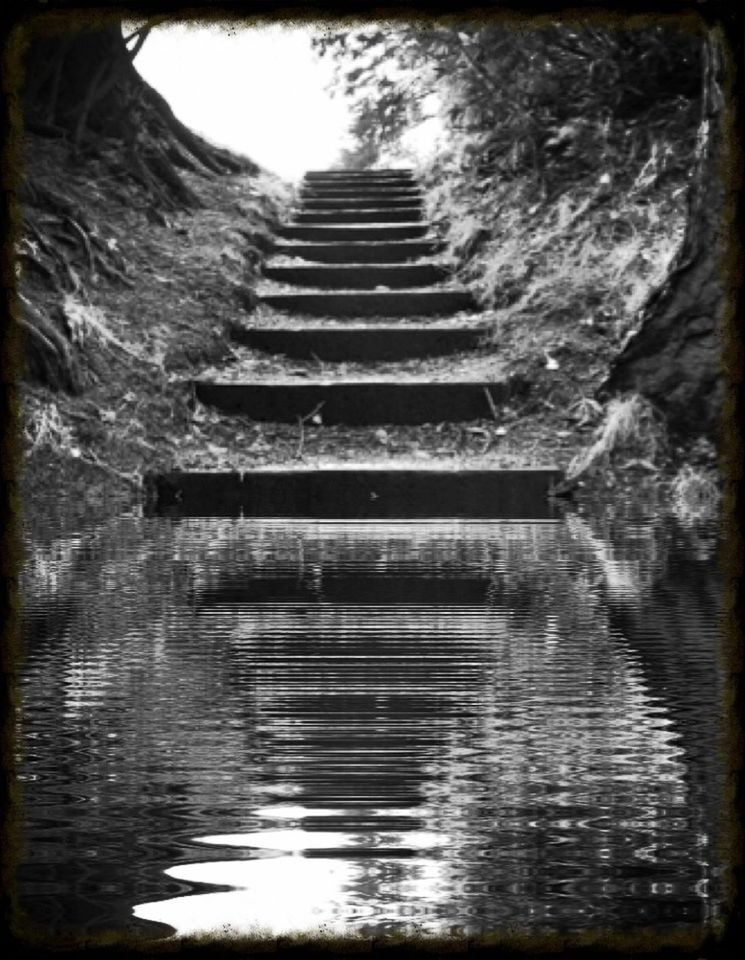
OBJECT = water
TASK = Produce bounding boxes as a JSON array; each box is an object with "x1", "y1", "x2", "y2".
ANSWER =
[{"x1": 16, "y1": 511, "x2": 727, "y2": 939}]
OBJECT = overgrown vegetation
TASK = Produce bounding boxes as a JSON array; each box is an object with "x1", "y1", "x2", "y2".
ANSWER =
[
  {"x1": 10, "y1": 16, "x2": 730, "y2": 519},
  {"x1": 316, "y1": 23, "x2": 701, "y2": 186},
  {"x1": 9, "y1": 17, "x2": 294, "y2": 518},
  {"x1": 15, "y1": 18, "x2": 264, "y2": 394},
  {"x1": 316, "y1": 19, "x2": 727, "y2": 476},
  {"x1": 19, "y1": 142, "x2": 289, "y2": 520}
]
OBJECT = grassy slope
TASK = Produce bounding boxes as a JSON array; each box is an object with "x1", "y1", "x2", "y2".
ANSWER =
[
  {"x1": 19, "y1": 136, "x2": 288, "y2": 529},
  {"x1": 414, "y1": 135, "x2": 721, "y2": 508}
]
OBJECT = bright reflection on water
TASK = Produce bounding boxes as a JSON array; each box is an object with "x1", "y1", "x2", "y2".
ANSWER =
[{"x1": 18, "y1": 516, "x2": 725, "y2": 938}]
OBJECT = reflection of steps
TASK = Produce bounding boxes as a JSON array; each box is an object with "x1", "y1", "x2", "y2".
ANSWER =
[
  {"x1": 148, "y1": 168, "x2": 562, "y2": 516},
  {"x1": 192, "y1": 575, "x2": 493, "y2": 607},
  {"x1": 124, "y1": 516, "x2": 719, "y2": 937}
]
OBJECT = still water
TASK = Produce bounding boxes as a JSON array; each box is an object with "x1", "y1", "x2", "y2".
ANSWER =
[{"x1": 17, "y1": 512, "x2": 726, "y2": 939}]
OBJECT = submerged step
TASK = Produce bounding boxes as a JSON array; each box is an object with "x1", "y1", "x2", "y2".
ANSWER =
[
  {"x1": 193, "y1": 574, "x2": 501, "y2": 606},
  {"x1": 258, "y1": 290, "x2": 475, "y2": 317},
  {"x1": 294, "y1": 207, "x2": 423, "y2": 224},
  {"x1": 146, "y1": 466, "x2": 563, "y2": 519},
  {"x1": 193, "y1": 379, "x2": 519, "y2": 425},
  {"x1": 232, "y1": 325, "x2": 487, "y2": 361},
  {"x1": 277, "y1": 223, "x2": 429, "y2": 242},
  {"x1": 262, "y1": 263, "x2": 449, "y2": 289},
  {"x1": 272, "y1": 240, "x2": 442, "y2": 264}
]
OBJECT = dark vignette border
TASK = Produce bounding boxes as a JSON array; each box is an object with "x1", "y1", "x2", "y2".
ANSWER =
[{"x1": 1, "y1": 1, "x2": 741, "y2": 958}]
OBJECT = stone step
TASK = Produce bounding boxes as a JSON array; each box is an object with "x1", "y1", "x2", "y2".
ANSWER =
[
  {"x1": 262, "y1": 263, "x2": 449, "y2": 289},
  {"x1": 258, "y1": 289, "x2": 475, "y2": 317},
  {"x1": 232, "y1": 325, "x2": 486, "y2": 361},
  {"x1": 272, "y1": 240, "x2": 442, "y2": 264},
  {"x1": 146, "y1": 466, "x2": 562, "y2": 519},
  {"x1": 294, "y1": 207, "x2": 423, "y2": 224},
  {"x1": 193, "y1": 379, "x2": 517, "y2": 424},
  {"x1": 300, "y1": 190, "x2": 423, "y2": 204},
  {"x1": 277, "y1": 223, "x2": 429, "y2": 242}
]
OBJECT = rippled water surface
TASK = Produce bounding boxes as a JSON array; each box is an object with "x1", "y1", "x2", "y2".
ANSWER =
[{"x1": 18, "y1": 513, "x2": 726, "y2": 939}]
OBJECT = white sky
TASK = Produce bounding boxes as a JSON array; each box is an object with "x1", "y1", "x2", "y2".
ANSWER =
[{"x1": 132, "y1": 22, "x2": 356, "y2": 182}]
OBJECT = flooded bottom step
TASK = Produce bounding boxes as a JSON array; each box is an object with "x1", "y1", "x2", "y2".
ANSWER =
[
  {"x1": 231, "y1": 325, "x2": 487, "y2": 361},
  {"x1": 145, "y1": 467, "x2": 563, "y2": 518},
  {"x1": 193, "y1": 380, "x2": 520, "y2": 424}
]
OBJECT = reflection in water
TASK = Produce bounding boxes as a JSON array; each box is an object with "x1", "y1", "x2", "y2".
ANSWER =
[{"x1": 18, "y1": 518, "x2": 725, "y2": 938}]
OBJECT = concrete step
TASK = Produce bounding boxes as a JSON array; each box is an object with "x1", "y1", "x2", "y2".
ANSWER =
[
  {"x1": 262, "y1": 263, "x2": 449, "y2": 289},
  {"x1": 277, "y1": 223, "x2": 429, "y2": 242},
  {"x1": 232, "y1": 325, "x2": 486, "y2": 361},
  {"x1": 193, "y1": 379, "x2": 517, "y2": 424},
  {"x1": 272, "y1": 240, "x2": 442, "y2": 263},
  {"x1": 300, "y1": 191, "x2": 423, "y2": 205},
  {"x1": 146, "y1": 466, "x2": 562, "y2": 519},
  {"x1": 259, "y1": 289, "x2": 475, "y2": 317},
  {"x1": 294, "y1": 207, "x2": 423, "y2": 224}
]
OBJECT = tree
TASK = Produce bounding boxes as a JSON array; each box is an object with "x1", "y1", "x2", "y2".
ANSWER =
[
  {"x1": 602, "y1": 31, "x2": 730, "y2": 438},
  {"x1": 13, "y1": 17, "x2": 257, "y2": 392},
  {"x1": 314, "y1": 22, "x2": 700, "y2": 188},
  {"x1": 21, "y1": 20, "x2": 251, "y2": 194}
]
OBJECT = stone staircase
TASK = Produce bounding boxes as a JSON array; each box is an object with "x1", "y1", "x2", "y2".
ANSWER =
[{"x1": 148, "y1": 168, "x2": 561, "y2": 518}]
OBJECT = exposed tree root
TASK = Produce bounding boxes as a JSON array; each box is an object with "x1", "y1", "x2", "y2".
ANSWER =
[
  {"x1": 17, "y1": 296, "x2": 84, "y2": 393},
  {"x1": 80, "y1": 450, "x2": 141, "y2": 488},
  {"x1": 15, "y1": 19, "x2": 257, "y2": 395}
]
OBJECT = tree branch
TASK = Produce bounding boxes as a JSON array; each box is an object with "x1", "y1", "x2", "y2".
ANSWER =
[{"x1": 453, "y1": 32, "x2": 501, "y2": 97}]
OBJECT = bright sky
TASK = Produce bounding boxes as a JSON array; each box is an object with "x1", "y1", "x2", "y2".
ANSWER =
[{"x1": 132, "y1": 22, "x2": 356, "y2": 182}]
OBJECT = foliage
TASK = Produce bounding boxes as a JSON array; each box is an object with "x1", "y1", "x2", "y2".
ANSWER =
[
  {"x1": 318, "y1": 20, "x2": 725, "y2": 441},
  {"x1": 669, "y1": 463, "x2": 721, "y2": 524},
  {"x1": 314, "y1": 21, "x2": 702, "y2": 189},
  {"x1": 566, "y1": 393, "x2": 668, "y2": 481}
]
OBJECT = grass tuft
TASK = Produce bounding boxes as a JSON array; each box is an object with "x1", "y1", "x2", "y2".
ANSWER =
[
  {"x1": 669, "y1": 464, "x2": 721, "y2": 524},
  {"x1": 566, "y1": 393, "x2": 667, "y2": 483}
]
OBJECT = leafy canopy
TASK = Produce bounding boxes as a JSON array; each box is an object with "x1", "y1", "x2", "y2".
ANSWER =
[{"x1": 313, "y1": 21, "x2": 701, "y2": 181}]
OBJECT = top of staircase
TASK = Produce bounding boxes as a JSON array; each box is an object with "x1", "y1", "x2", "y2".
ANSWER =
[{"x1": 305, "y1": 168, "x2": 414, "y2": 177}]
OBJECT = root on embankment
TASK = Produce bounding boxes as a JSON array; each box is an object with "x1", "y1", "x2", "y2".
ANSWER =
[
  {"x1": 9, "y1": 19, "x2": 292, "y2": 515},
  {"x1": 11, "y1": 18, "x2": 267, "y2": 395}
]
